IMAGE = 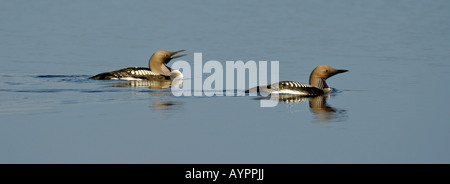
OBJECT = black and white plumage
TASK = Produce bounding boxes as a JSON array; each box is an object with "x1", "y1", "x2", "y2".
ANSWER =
[
  {"x1": 89, "y1": 67, "x2": 169, "y2": 80},
  {"x1": 246, "y1": 81, "x2": 326, "y2": 96},
  {"x1": 246, "y1": 65, "x2": 348, "y2": 96}
]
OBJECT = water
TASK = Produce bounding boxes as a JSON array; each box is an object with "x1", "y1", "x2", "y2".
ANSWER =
[{"x1": 1, "y1": 0, "x2": 449, "y2": 163}]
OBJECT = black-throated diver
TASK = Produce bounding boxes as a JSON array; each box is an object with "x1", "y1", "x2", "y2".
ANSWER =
[
  {"x1": 245, "y1": 65, "x2": 348, "y2": 96},
  {"x1": 90, "y1": 50, "x2": 186, "y2": 81}
]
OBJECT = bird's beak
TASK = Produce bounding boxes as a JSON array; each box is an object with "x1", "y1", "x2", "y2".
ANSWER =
[
  {"x1": 326, "y1": 69, "x2": 348, "y2": 79},
  {"x1": 169, "y1": 50, "x2": 186, "y2": 59},
  {"x1": 336, "y1": 69, "x2": 348, "y2": 74}
]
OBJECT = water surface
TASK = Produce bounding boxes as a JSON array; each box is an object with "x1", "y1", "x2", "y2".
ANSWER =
[{"x1": 1, "y1": 0, "x2": 449, "y2": 163}]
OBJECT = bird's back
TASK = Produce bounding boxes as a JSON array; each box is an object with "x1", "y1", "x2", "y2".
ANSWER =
[
  {"x1": 245, "y1": 81, "x2": 325, "y2": 96},
  {"x1": 89, "y1": 67, "x2": 169, "y2": 80}
]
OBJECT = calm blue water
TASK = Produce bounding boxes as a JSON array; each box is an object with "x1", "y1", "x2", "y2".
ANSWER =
[{"x1": 1, "y1": 0, "x2": 449, "y2": 163}]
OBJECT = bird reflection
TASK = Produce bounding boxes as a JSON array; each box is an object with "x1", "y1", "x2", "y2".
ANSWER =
[
  {"x1": 108, "y1": 79, "x2": 183, "y2": 89},
  {"x1": 146, "y1": 93, "x2": 184, "y2": 120},
  {"x1": 262, "y1": 94, "x2": 347, "y2": 122},
  {"x1": 149, "y1": 98, "x2": 183, "y2": 120}
]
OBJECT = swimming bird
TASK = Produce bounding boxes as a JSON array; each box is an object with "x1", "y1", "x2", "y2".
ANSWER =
[
  {"x1": 245, "y1": 65, "x2": 348, "y2": 96},
  {"x1": 90, "y1": 50, "x2": 186, "y2": 81}
]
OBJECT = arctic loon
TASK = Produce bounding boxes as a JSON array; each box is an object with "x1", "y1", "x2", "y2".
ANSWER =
[
  {"x1": 90, "y1": 50, "x2": 186, "y2": 81},
  {"x1": 245, "y1": 65, "x2": 348, "y2": 96}
]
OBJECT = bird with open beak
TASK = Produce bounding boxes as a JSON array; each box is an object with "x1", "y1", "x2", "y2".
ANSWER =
[{"x1": 90, "y1": 50, "x2": 186, "y2": 81}]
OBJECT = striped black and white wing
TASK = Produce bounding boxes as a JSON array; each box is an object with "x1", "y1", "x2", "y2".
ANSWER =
[
  {"x1": 273, "y1": 81, "x2": 325, "y2": 96},
  {"x1": 90, "y1": 67, "x2": 169, "y2": 80},
  {"x1": 245, "y1": 81, "x2": 325, "y2": 96}
]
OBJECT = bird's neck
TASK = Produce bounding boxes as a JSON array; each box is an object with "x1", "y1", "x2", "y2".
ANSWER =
[{"x1": 309, "y1": 77, "x2": 328, "y2": 89}]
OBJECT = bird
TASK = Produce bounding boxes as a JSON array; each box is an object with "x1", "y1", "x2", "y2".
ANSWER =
[
  {"x1": 245, "y1": 65, "x2": 348, "y2": 96},
  {"x1": 89, "y1": 50, "x2": 186, "y2": 81}
]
